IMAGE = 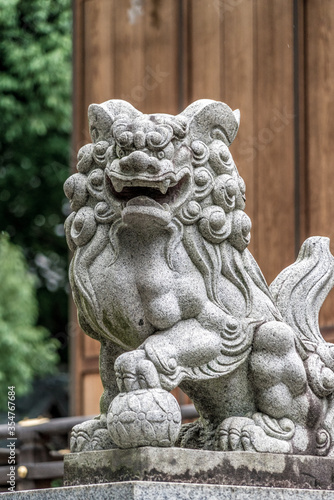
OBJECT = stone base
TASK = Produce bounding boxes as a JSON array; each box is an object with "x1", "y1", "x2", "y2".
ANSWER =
[
  {"x1": 64, "y1": 447, "x2": 334, "y2": 490},
  {"x1": 4, "y1": 482, "x2": 334, "y2": 500}
]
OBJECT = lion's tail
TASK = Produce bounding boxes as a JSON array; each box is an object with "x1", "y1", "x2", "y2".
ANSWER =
[{"x1": 269, "y1": 237, "x2": 334, "y2": 352}]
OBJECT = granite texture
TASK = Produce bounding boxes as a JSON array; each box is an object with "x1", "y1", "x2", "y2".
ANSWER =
[
  {"x1": 64, "y1": 99, "x2": 334, "y2": 456},
  {"x1": 4, "y1": 482, "x2": 334, "y2": 500},
  {"x1": 64, "y1": 447, "x2": 334, "y2": 490}
]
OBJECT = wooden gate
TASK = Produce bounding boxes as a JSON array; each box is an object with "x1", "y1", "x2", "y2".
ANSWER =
[{"x1": 70, "y1": 0, "x2": 334, "y2": 416}]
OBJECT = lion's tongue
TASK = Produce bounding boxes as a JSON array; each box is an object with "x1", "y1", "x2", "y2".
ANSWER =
[{"x1": 126, "y1": 196, "x2": 163, "y2": 208}]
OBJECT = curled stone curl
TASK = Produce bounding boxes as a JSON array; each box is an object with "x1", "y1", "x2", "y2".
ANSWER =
[{"x1": 70, "y1": 207, "x2": 97, "y2": 247}]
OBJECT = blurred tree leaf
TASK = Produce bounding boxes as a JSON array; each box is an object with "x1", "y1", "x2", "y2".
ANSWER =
[
  {"x1": 0, "y1": 0, "x2": 72, "y2": 356},
  {"x1": 0, "y1": 233, "x2": 59, "y2": 408}
]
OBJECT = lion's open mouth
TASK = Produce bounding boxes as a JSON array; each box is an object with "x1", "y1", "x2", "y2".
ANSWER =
[{"x1": 105, "y1": 169, "x2": 191, "y2": 210}]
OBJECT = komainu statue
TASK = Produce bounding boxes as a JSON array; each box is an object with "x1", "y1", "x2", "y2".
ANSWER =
[{"x1": 64, "y1": 99, "x2": 334, "y2": 456}]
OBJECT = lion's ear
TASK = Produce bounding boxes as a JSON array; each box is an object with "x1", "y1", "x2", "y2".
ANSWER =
[
  {"x1": 233, "y1": 109, "x2": 240, "y2": 128},
  {"x1": 88, "y1": 104, "x2": 113, "y2": 143},
  {"x1": 180, "y1": 99, "x2": 240, "y2": 146},
  {"x1": 88, "y1": 100, "x2": 142, "y2": 143}
]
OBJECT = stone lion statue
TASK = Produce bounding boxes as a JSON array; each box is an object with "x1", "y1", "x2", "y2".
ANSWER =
[{"x1": 64, "y1": 99, "x2": 334, "y2": 456}]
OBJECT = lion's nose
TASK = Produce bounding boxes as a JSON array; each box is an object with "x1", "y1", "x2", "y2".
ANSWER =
[{"x1": 119, "y1": 151, "x2": 160, "y2": 175}]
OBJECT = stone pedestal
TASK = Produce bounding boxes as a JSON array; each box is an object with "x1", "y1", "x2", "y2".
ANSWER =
[
  {"x1": 64, "y1": 447, "x2": 334, "y2": 490},
  {"x1": 4, "y1": 482, "x2": 334, "y2": 500},
  {"x1": 3, "y1": 448, "x2": 334, "y2": 499}
]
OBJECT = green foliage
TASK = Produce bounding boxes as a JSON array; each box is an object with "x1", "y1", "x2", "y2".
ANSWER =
[
  {"x1": 0, "y1": 0, "x2": 71, "y2": 141},
  {"x1": 0, "y1": 0, "x2": 72, "y2": 351},
  {"x1": 0, "y1": 234, "x2": 59, "y2": 409}
]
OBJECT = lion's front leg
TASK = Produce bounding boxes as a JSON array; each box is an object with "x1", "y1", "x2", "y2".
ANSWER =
[
  {"x1": 143, "y1": 318, "x2": 224, "y2": 390},
  {"x1": 107, "y1": 349, "x2": 182, "y2": 449},
  {"x1": 112, "y1": 318, "x2": 224, "y2": 392},
  {"x1": 105, "y1": 319, "x2": 223, "y2": 449}
]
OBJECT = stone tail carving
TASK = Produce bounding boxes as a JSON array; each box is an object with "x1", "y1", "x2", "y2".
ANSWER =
[{"x1": 270, "y1": 236, "x2": 334, "y2": 350}]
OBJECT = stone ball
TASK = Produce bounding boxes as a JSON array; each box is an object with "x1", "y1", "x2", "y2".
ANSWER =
[{"x1": 107, "y1": 388, "x2": 182, "y2": 449}]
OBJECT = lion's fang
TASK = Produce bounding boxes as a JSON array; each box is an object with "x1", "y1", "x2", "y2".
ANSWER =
[
  {"x1": 160, "y1": 180, "x2": 171, "y2": 195},
  {"x1": 112, "y1": 179, "x2": 124, "y2": 193}
]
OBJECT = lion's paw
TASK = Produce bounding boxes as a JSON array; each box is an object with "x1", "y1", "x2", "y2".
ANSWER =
[
  {"x1": 215, "y1": 416, "x2": 253, "y2": 451},
  {"x1": 70, "y1": 415, "x2": 115, "y2": 452},
  {"x1": 215, "y1": 415, "x2": 293, "y2": 454}
]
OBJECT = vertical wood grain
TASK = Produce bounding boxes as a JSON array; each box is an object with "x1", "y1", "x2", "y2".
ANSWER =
[
  {"x1": 72, "y1": 0, "x2": 86, "y2": 160},
  {"x1": 253, "y1": 1, "x2": 295, "y2": 284},
  {"x1": 188, "y1": 0, "x2": 222, "y2": 102},
  {"x1": 69, "y1": 301, "x2": 84, "y2": 415},
  {"x1": 71, "y1": 0, "x2": 85, "y2": 415},
  {"x1": 83, "y1": 373, "x2": 104, "y2": 415},
  {"x1": 113, "y1": 0, "x2": 146, "y2": 106},
  {"x1": 220, "y1": 0, "x2": 255, "y2": 243},
  {"x1": 142, "y1": 0, "x2": 179, "y2": 114},
  {"x1": 304, "y1": 0, "x2": 334, "y2": 328},
  {"x1": 294, "y1": 0, "x2": 306, "y2": 250},
  {"x1": 305, "y1": 1, "x2": 334, "y2": 245},
  {"x1": 83, "y1": 0, "x2": 115, "y2": 124},
  {"x1": 83, "y1": 334, "x2": 100, "y2": 358}
]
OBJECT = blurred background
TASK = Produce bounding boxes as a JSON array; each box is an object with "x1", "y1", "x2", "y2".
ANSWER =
[
  {"x1": 0, "y1": 0, "x2": 333, "y2": 490},
  {"x1": 0, "y1": 0, "x2": 71, "y2": 421}
]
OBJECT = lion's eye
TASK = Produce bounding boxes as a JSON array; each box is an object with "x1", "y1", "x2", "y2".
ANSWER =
[
  {"x1": 157, "y1": 151, "x2": 165, "y2": 159},
  {"x1": 116, "y1": 145, "x2": 125, "y2": 158}
]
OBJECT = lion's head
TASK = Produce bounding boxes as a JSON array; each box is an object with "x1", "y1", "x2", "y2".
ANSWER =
[
  {"x1": 65, "y1": 99, "x2": 249, "y2": 246},
  {"x1": 64, "y1": 100, "x2": 278, "y2": 345}
]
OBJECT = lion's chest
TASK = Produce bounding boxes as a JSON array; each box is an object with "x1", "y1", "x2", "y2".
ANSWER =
[{"x1": 93, "y1": 229, "x2": 208, "y2": 345}]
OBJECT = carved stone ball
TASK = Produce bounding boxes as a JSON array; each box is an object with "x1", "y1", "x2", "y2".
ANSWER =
[{"x1": 107, "y1": 389, "x2": 182, "y2": 449}]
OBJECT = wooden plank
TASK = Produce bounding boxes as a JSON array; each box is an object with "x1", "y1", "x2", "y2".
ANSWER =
[
  {"x1": 295, "y1": 0, "x2": 306, "y2": 248},
  {"x1": 69, "y1": 300, "x2": 84, "y2": 416},
  {"x1": 142, "y1": 0, "x2": 179, "y2": 114},
  {"x1": 254, "y1": 1, "x2": 295, "y2": 284},
  {"x1": 83, "y1": 334, "x2": 100, "y2": 358},
  {"x1": 304, "y1": 0, "x2": 334, "y2": 327},
  {"x1": 188, "y1": 0, "x2": 222, "y2": 102},
  {"x1": 187, "y1": 0, "x2": 256, "y2": 251},
  {"x1": 112, "y1": 0, "x2": 180, "y2": 115},
  {"x1": 68, "y1": 1, "x2": 80, "y2": 406},
  {"x1": 72, "y1": 0, "x2": 86, "y2": 159},
  {"x1": 83, "y1": 373, "x2": 104, "y2": 416},
  {"x1": 113, "y1": 0, "x2": 146, "y2": 107},
  {"x1": 321, "y1": 326, "x2": 334, "y2": 344},
  {"x1": 179, "y1": 0, "x2": 189, "y2": 111},
  {"x1": 220, "y1": 0, "x2": 255, "y2": 244},
  {"x1": 83, "y1": 0, "x2": 115, "y2": 141}
]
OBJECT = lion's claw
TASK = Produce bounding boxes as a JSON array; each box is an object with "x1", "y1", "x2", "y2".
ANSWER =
[
  {"x1": 70, "y1": 416, "x2": 115, "y2": 452},
  {"x1": 215, "y1": 416, "x2": 292, "y2": 453}
]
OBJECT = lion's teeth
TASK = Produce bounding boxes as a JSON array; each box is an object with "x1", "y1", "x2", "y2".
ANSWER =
[
  {"x1": 112, "y1": 179, "x2": 124, "y2": 193},
  {"x1": 160, "y1": 179, "x2": 170, "y2": 195}
]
